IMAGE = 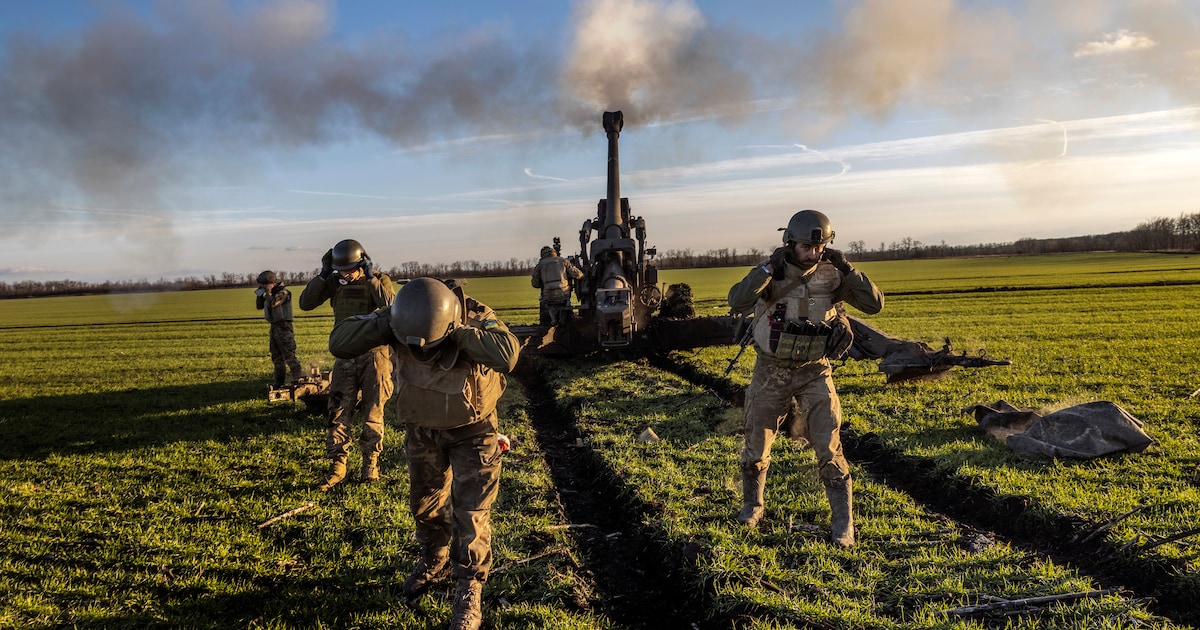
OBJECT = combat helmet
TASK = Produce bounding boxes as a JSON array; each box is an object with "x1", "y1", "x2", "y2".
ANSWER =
[
  {"x1": 256, "y1": 270, "x2": 277, "y2": 284},
  {"x1": 540, "y1": 245, "x2": 554, "y2": 258},
  {"x1": 781, "y1": 209, "x2": 835, "y2": 245},
  {"x1": 390, "y1": 277, "x2": 462, "y2": 349},
  {"x1": 331, "y1": 239, "x2": 368, "y2": 271}
]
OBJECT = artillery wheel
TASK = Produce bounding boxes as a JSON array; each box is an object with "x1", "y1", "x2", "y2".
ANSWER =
[{"x1": 637, "y1": 284, "x2": 663, "y2": 308}]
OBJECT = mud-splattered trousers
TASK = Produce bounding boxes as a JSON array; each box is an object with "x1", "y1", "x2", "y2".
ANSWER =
[
  {"x1": 406, "y1": 415, "x2": 503, "y2": 581},
  {"x1": 741, "y1": 355, "x2": 850, "y2": 484},
  {"x1": 327, "y1": 346, "x2": 394, "y2": 463}
]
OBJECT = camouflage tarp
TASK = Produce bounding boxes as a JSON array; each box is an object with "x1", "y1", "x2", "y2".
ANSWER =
[{"x1": 965, "y1": 400, "x2": 1153, "y2": 458}]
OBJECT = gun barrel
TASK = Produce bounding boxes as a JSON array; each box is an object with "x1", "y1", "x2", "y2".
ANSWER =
[{"x1": 602, "y1": 111, "x2": 624, "y2": 237}]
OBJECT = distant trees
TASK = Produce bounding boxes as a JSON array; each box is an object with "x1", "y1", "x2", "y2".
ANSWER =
[{"x1": 3, "y1": 211, "x2": 1197, "y2": 299}]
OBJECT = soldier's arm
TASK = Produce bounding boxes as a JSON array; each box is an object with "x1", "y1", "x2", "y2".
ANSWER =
[
  {"x1": 370, "y1": 274, "x2": 396, "y2": 308},
  {"x1": 566, "y1": 261, "x2": 584, "y2": 280},
  {"x1": 298, "y1": 276, "x2": 334, "y2": 311},
  {"x1": 727, "y1": 262, "x2": 773, "y2": 314},
  {"x1": 833, "y1": 268, "x2": 884, "y2": 315},
  {"x1": 531, "y1": 266, "x2": 543, "y2": 289},
  {"x1": 255, "y1": 289, "x2": 267, "y2": 310},
  {"x1": 451, "y1": 320, "x2": 520, "y2": 374},
  {"x1": 267, "y1": 287, "x2": 290, "y2": 309},
  {"x1": 328, "y1": 308, "x2": 394, "y2": 359}
]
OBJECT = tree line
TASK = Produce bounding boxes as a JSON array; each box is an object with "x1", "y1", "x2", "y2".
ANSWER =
[{"x1": 3, "y1": 211, "x2": 1198, "y2": 299}]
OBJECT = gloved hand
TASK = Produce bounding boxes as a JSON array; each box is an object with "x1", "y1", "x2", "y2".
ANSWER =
[
  {"x1": 255, "y1": 287, "x2": 267, "y2": 297},
  {"x1": 768, "y1": 246, "x2": 790, "y2": 280},
  {"x1": 320, "y1": 249, "x2": 333, "y2": 278},
  {"x1": 361, "y1": 254, "x2": 374, "y2": 277},
  {"x1": 824, "y1": 312, "x2": 854, "y2": 360},
  {"x1": 271, "y1": 283, "x2": 285, "y2": 294},
  {"x1": 822, "y1": 248, "x2": 853, "y2": 275}
]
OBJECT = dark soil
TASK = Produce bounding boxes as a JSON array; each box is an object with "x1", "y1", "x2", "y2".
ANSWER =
[{"x1": 515, "y1": 361, "x2": 719, "y2": 629}]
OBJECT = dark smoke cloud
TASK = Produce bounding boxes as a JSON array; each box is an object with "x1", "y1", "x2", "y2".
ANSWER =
[{"x1": 1, "y1": 0, "x2": 1197, "y2": 231}]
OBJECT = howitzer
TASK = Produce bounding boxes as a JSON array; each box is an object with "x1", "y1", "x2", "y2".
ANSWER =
[
  {"x1": 512, "y1": 111, "x2": 740, "y2": 355},
  {"x1": 844, "y1": 316, "x2": 1011, "y2": 383},
  {"x1": 720, "y1": 314, "x2": 1012, "y2": 383}
]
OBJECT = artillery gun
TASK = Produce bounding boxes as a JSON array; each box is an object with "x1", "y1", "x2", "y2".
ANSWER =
[{"x1": 512, "y1": 111, "x2": 740, "y2": 354}]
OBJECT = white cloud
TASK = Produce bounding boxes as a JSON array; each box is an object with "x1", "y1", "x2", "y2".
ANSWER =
[{"x1": 1074, "y1": 29, "x2": 1157, "y2": 57}]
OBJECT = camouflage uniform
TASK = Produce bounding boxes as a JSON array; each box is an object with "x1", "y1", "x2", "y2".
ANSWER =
[
  {"x1": 328, "y1": 291, "x2": 519, "y2": 584},
  {"x1": 300, "y1": 271, "x2": 396, "y2": 477},
  {"x1": 532, "y1": 250, "x2": 583, "y2": 326},
  {"x1": 256, "y1": 282, "x2": 303, "y2": 386},
  {"x1": 728, "y1": 256, "x2": 883, "y2": 540}
]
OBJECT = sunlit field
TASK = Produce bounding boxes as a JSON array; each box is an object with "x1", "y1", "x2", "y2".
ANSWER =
[{"x1": 1, "y1": 252, "x2": 1197, "y2": 628}]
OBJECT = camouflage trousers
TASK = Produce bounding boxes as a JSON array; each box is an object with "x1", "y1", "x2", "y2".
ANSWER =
[
  {"x1": 327, "y1": 346, "x2": 394, "y2": 463},
  {"x1": 405, "y1": 416, "x2": 502, "y2": 582},
  {"x1": 541, "y1": 288, "x2": 571, "y2": 326},
  {"x1": 741, "y1": 354, "x2": 851, "y2": 483},
  {"x1": 269, "y1": 321, "x2": 303, "y2": 381}
]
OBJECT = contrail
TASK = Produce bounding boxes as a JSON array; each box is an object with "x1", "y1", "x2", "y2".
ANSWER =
[
  {"x1": 795, "y1": 144, "x2": 851, "y2": 180},
  {"x1": 523, "y1": 168, "x2": 568, "y2": 182}
]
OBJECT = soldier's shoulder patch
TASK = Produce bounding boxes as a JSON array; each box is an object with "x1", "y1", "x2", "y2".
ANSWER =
[{"x1": 482, "y1": 319, "x2": 501, "y2": 330}]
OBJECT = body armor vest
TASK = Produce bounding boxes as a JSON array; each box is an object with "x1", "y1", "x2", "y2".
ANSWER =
[
  {"x1": 752, "y1": 262, "x2": 840, "y2": 362},
  {"x1": 394, "y1": 303, "x2": 506, "y2": 430},
  {"x1": 332, "y1": 276, "x2": 383, "y2": 322}
]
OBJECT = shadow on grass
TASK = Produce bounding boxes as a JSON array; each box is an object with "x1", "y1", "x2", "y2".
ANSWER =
[{"x1": 0, "y1": 379, "x2": 320, "y2": 462}]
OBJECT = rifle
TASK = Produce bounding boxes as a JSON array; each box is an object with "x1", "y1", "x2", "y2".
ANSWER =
[{"x1": 723, "y1": 315, "x2": 754, "y2": 377}]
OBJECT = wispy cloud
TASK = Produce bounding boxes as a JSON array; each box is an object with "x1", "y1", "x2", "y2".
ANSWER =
[
  {"x1": 1074, "y1": 29, "x2": 1157, "y2": 57},
  {"x1": 288, "y1": 189, "x2": 396, "y2": 200}
]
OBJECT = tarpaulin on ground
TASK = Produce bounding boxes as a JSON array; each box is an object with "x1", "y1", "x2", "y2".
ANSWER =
[{"x1": 964, "y1": 400, "x2": 1153, "y2": 458}]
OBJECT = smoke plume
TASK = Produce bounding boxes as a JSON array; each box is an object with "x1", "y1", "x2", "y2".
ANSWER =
[{"x1": 1, "y1": 0, "x2": 1197, "y2": 232}]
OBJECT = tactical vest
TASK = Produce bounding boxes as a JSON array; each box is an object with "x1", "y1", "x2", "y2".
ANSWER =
[
  {"x1": 536, "y1": 257, "x2": 571, "y2": 292},
  {"x1": 394, "y1": 297, "x2": 507, "y2": 430},
  {"x1": 752, "y1": 262, "x2": 840, "y2": 363},
  {"x1": 394, "y1": 353, "x2": 505, "y2": 430},
  {"x1": 332, "y1": 275, "x2": 387, "y2": 322},
  {"x1": 263, "y1": 293, "x2": 294, "y2": 323}
]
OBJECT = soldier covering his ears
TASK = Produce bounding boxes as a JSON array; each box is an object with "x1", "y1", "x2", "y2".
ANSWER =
[
  {"x1": 299, "y1": 239, "x2": 396, "y2": 490},
  {"x1": 328, "y1": 277, "x2": 520, "y2": 630},
  {"x1": 727, "y1": 209, "x2": 884, "y2": 547}
]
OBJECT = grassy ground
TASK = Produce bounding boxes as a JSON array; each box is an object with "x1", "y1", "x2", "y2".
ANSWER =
[{"x1": 1, "y1": 253, "x2": 1197, "y2": 628}]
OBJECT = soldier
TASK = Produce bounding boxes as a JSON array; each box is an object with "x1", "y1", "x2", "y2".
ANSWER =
[
  {"x1": 727, "y1": 209, "x2": 884, "y2": 547},
  {"x1": 299, "y1": 239, "x2": 396, "y2": 491},
  {"x1": 531, "y1": 245, "x2": 583, "y2": 326},
  {"x1": 328, "y1": 277, "x2": 519, "y2": 630},
  {"x1": 255, "y1": 270, "x2": 304, "y2": 387}
]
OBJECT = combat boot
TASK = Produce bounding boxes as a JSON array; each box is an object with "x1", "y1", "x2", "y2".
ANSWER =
[
  {"x1": 318, "y1": 461, "x2": 347, "y2": 492},
  {"x1": 361, "y1": 457, "x2": 380, "y2": 484},
  {"x1": 824, "y1": 475, "x2": 855, "y2": 547},
  {"x1": 448, "y1": 578, "x2": 483, "y2": 630},
  {"x1": 737, "y1": 468, "x2": 767, "y2": 527},
  {"x1": 273, "y1": 366, "x2": 287, "y2": 388},
  {"x1": 399, "y1": 546, "x2": 451, "y2": 597}
]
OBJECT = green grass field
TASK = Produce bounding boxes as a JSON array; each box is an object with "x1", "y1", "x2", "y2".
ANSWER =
[{"x1": 1, "y1": 252, "x2": 1198, "y2": 628}]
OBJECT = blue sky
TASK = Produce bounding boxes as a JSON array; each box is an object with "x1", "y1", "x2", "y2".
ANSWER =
[{"x1": 1, "y1": 0, "x2": 1198, "y2": 283}]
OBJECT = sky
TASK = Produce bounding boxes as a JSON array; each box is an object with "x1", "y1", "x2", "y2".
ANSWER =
[{"x1": 1, "y1": 0, "x2": 1198, "y2": 283}]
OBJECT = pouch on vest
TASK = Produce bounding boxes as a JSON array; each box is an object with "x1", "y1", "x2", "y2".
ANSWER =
[{"x1": 772, "y1": 317, "x2": 831, "y2": 363}]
